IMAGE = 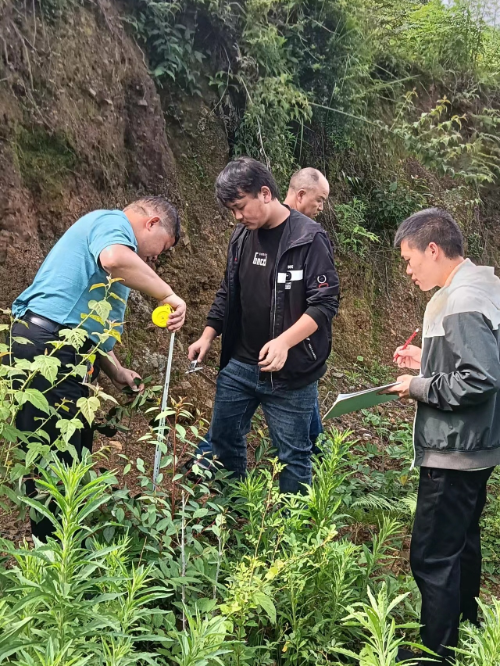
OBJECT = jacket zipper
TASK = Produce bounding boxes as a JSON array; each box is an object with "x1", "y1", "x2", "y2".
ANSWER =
[
  {"x1": 410, "y1": 334, "x2": 427, "y2": 471},
  {"x1": 271, "y1": 238, "x2": 313, "y2": 388},
  {"x1": 305, "y1": 338, "x2": 317, "y2": 361},
  {"x1": 410, "y1": 407, "x2": 417, "y2": 471}
]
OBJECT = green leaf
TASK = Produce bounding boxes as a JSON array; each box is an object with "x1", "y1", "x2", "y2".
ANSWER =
[
  {"x1": 77, "y1": 396, "x2": 100, "y2": 425},
  {"x1": 25, "y1": 442, "x2": 51, "y2": 467},
  {"x1": 89, "y1": 299, "x2": 112, "y2": 323},
  {"x1": 193, "y1": 507, "x2": 209, "y2": 519},
  {"x1": 254, "y1": 592, "x2": 276, "y2": 623},
  {"x1": 108, "y1": 292, "x2": 127, "y2": 305},
  {"x1": 16, "y1": 389, "x2": 51, "y2": 414},
  {"x1": 14, "y1": 358, "x2": 32, "y2": 371},
  {"x1": 108, "y1": 329, "x2": 122, "y2": 343},
  {"x1": 69, "y1": 363, "x2": 89, "y2": 379},
  {"x1": 84, "y1": 313, "x2": 105, "y2": 325},
  {"x1": 31, "y1": 355, "x2": 61, "y2": 383},
  {"x1": 56, "y1": 417, "x2": 84, "y2": 443},
  {"x1": 0, "y1": 423, "x2": 26, "y2": 443},
  {"x1": 103, "y1": 526, "x2": 115, "y2": 543},
  {"x1": 175, "y1": 424, "x2": 186, "y2": 440},
  {"x1": 58, "y1": 327, "x2": 88, "y2": 349},
  {"x1": 12, "y1": 336, "x2": 33, "y2": 345},
  {"x1": 22, "y1": 496, "x2": 59, "y2": 528}
]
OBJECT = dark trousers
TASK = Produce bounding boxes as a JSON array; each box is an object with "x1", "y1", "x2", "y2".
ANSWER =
[
  {"x1": 10, "y1": 320, "x2": 95, "y2": 541},
  {"x1": 411, "y1": 466, "x2": 494, "y2": 663}
]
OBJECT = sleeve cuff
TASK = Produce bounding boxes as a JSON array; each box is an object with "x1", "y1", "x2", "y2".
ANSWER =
[
  {"x1": 409, "y1": 376, "x2": 432, "y2": 403},
  {"x1": 305, "y1": 306, "x2": 328, "y2": 328},
  {"x1": 206, "y1": 318, "x2": 223, "y2": 336}
]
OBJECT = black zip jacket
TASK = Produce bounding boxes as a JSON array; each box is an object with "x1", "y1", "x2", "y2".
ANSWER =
[{"x1": 206, "y1": 210, "x2": 340, "y2": 389}]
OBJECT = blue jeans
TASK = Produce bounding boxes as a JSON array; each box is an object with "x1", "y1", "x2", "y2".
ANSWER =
[
  {"x1": 310, "y1": 401, "x2": 323, "y2": 455},
  {"x1": 197, "y1": 384, "x2": 323, "y2": 458},
  {"x1": 196, "y1": 375, "x2": 323, "y2": 462},
  {"x1": 198, "y1": 359, "x2": 318, "y2": 493}
]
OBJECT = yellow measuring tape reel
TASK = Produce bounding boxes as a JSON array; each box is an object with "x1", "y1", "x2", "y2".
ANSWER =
[
  {"x1": 151, "y1": 303, "x2": 175, "y2": 488},
  {"x1": 151, "y1": 304, "x2": 173, "y2": 328}
]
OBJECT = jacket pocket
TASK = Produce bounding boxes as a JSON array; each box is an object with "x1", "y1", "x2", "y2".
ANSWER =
[{"x1": 304, "y1": 338, "x2": 317, "y2": 362}]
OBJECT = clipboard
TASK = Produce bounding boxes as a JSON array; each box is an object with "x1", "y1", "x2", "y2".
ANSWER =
[{"x1": 324, "y1": 382, "x2": 400, "y2": 419}]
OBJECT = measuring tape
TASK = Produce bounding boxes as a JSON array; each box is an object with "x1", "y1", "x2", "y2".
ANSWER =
[
  {"x1": 151, "y1": 304, "x2": 175, "y2": 489},
  {"x1": 151, "y1": 304, "x2": 173, "y2": 328}
]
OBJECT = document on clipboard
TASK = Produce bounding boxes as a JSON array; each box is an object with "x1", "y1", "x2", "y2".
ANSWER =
[{"x1": 324, "y1": 382, "x2": 401, "y2": 419}]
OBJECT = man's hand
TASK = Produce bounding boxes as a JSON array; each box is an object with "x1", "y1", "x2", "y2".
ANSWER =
[
  {"x1": 162, "y1": 294, "x2": 186, "y2": 332},
  {"x1": 393, "y1": 344, "x2": 422, "y2": 370},
  {"x1": 110, "y1": 366, "x2": 144, "y2": 392},
  {"x1": 386, "y1": 374, "x2": 414, "y2": 399},
  {"x1": 188, "y1": 327, "x2": 217, "y2": 362},
  {"x1": 100, "y1": 350, "x2": 144, "y2": 392},
  {"x1": 259, "y1": 337, "x2": 290, "y2": 372}
]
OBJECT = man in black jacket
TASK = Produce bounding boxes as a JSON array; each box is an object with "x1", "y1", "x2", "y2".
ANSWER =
[
  {"x1": 388, "y1": 208, "x2": 500, "y2": 664},
  {"x1": 188, "y1": 158, "x2": 339, "y2": 493}
]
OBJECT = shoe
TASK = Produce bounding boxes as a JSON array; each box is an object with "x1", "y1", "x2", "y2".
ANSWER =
[
  {"x1": 182, "y1": 455, "x2": 216, "y2": 483},
  {"x1": 396, "y1": 647, "x2": 422, "y2": 664}
]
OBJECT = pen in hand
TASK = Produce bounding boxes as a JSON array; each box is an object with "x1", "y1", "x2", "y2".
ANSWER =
[{"x1": 393, "y1": 328, "x2": 420, "y2": 361}]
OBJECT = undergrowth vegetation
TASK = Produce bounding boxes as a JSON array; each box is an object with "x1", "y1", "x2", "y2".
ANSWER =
[{"x1": 0, "y1": 286, "x2": 499, "y2": 664}]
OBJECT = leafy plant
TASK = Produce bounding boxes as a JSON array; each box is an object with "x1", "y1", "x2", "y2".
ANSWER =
[
  {"x1": 389, "y1": 94, "x2": 500, "y2": 188},
  {"x1": 0, "y1": 278, "x2": 124, "y2": 502},
  {"x1": 0, "y1": 458, "x2": 166, "y2": 665},
  {"x1": 125, "y1": 0, "x2": 205, "y2": 95},
  {"x1": 454, "y1": 598, "x2": 500, "y2": 666},
  {"x1": 333, "y1": 584, "x2": 432, "y2": 666},
  {"x1": 334, "y1": 198, "x2": 380, "y2": 257}
]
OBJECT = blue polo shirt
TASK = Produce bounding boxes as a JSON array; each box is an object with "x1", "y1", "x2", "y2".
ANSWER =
[{"x1": 12, "y1": 210, "x2": 137, "y2": 351}]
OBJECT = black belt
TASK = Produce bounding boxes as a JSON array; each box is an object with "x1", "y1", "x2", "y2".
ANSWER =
[
  {"x1": 21, "y1": 310, "x2": 96, "y2": 358},
  {"x1": 23, "y1": 311, "x2": 64, "y2": 335},
  {"x1": 23, "y1": 311, "x2": 96, "y2": 356}
]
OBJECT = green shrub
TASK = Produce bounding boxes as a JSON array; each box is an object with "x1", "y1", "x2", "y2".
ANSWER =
[
  {"x1": 455, "y1": 598, "x2": 500, "y2": 666},
  {"x1": 0, "y1": 279, "x2": 123, "y2": 500},
  {"x1": 369, "y1": 180, "x2": 427, "y2": 231},
  {"x1": 334, "y1": 198, "x2": 380, "y2": 257},
  {"x1": 125, "y1": 0, "x2": 500, "y2": 209}
]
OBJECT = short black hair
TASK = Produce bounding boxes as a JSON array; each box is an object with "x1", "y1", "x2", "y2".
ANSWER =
[
  {"x1": 126, "y1": 196, "x2": 181, "y2": 246},
  {"x1": 215, "y1": 157, "x2": 280, "y2": 207},
  {"x1": 394, "y1": 208, "x2": 464, "y2": 259}
]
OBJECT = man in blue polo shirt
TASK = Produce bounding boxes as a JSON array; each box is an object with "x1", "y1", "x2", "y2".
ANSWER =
[{"x1": 11, "y1": 196, "x2": 186, "y2": 540}]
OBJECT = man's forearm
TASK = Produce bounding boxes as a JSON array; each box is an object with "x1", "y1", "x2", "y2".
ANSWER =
[
  {"x1": 100, "y1": 245, "x2": 175, "y2": 302},
  {"x1": 100, "y1": 349, "x2": 120, "y2": 378},
  {"x1": 279, "y1": 314, "x2": 318, "y2": 348},
  {"x1": 200, "y1": 326, "x2": 219, "y2": 343}
]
